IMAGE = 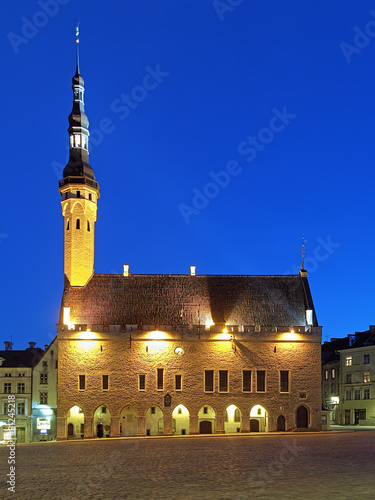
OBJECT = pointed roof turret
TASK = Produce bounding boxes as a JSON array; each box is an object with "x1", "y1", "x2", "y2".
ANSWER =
[{"x1": 62, "y1": 25, "x2": 96, "y2": 181}]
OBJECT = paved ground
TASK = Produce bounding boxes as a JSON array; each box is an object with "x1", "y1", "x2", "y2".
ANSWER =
[{"x1": 1, "y1": 432, "x2": 375, "y2": 500}]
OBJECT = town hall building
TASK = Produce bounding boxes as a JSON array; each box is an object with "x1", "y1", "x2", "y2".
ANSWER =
[{"x1": 56, "y1": 34, "x2": 322, "y2": 440}]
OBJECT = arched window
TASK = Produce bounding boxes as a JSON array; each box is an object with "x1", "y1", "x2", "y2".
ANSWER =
[
  {"x1": 234, "y1": 408, "x2": 240, "y2": 422},
  {"x1": 225, "y1": 410, "x2": 228, "y2": 422},
  {"x1": 76, "y1": 219, "x2": 80, "y2": 230},
  {"x1": 87, "y1": 220, "x2": 90, "y2": 232},
  {"x1": 66, "y1": 220, "x2": 69, "y2": 231}
]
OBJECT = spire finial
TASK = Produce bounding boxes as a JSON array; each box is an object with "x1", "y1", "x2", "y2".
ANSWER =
[
  {"x1": 75, "y1": 22, "x2": 80, "y2": 74},
  {"x1": 301, "y1": 235, "x2": 306, "y2": 271}
]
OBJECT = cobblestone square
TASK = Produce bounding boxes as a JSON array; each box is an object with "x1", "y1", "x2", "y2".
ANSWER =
[{"x1": 1, "y1": 431, "x2": 374, "y2": 499}]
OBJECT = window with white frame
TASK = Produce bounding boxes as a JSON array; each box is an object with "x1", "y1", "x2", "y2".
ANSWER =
[
  {"x1": 17, "y1": 402, "x2": 25, "y2": 415},
  {"x1": 364, "y1": 371, "x2": 370, "y2": 383},
  {"x1": 17, "y1": 383, "x2": 25, "y2": 394},
  {"x1": 363, "y1": 353, "x2": 370, "y2": 365},
  {"x1": 346, "y1": 356, "x2": 352, "y2": 366}
]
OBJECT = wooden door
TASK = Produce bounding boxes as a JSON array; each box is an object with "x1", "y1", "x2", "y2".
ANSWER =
[
  {"x1": 277, "y1": 415, "x2": 286, "y2": 431},
  {"x1": 296, "y1": 406, "x2": 308, "y2": 428},
  {"x1": 67, "y1": 423, "x2": 74, "y2": 438},
  {"x1": 199, "y1": 421, "x2": 212, "y2": 434},
  {"x1": 250, "y1": 419, "x2": 260, "y2": 432}
]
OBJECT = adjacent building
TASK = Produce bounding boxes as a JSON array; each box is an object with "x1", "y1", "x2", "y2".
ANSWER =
[
  {"x1": 56, "y1": 35, "x2": 323, "y2": 439},
  {"x1": 0, "y1": 342, "x2": 44, "y2": 443},
  {"x1": 338, "y1": 327, "x2": 375, "y2": 425},
  {"x1": 31, "y1": 338, "x2": 58, "y2": 441}
]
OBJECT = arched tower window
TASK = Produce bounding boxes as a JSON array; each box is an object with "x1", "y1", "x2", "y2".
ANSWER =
[
  {"x1": 87, "y1": 221, "x2": 90, "y2": 232},
  {"x1": 76, "y1": 219, "x2": 80, "y2": 230}
]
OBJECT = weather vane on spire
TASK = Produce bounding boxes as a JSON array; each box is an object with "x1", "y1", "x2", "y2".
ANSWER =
[
  {"x1": 301, "y1": 235, "x2": 306, "y2": 271},
  {"x1": 75, "y1": 22, "x2": 80, "y2": 74}
]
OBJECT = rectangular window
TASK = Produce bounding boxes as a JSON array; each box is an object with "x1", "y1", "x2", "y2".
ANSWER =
[
  {"x1": 139, "y1": 374, "x2": 145, "y2": 391},
  {"x1": 331, "y1": 368, "x2": 336, "y2": 379},
  {"x1": 79, "y1": 375, "x2": 85, "y2": 391},
  {"x1": 175, "y1": 374, "x2": 182, "y2": 391},
  {"x1": 242, "y1": 370, "x2": 251, "y2": 392},
  {"x1": 280, "y1": 371, "x2": 289, "y2": 393},
  {"x1": 3, "y1": 383, "x2": 11, "y2": 394},
  {"x1": 331, "y1": 384, "x2": 336, "y2": 394},
  {"x1": 80, "y1": 423, "x2": 84, "y2": 434},
  {"x1": 256, "y1": 370, "x2": 266, "y2": 392},
  {"x1": 324, "y1": 370, "x2": 329, "y2": 380},
  {"x1": 17, "y1": 383, "x2": 25, "y2": 394},
  {"x1": 363, "y1": 353, "x2": 370, "y2": 365},
  {"x1": 17, "y1": 402, "x2": 25, "y2": 415},
  {"x1": 345, "y1": 373, "x2": 352, "y2": 384},
  {"x1": 324, "y1": 384, "x2": 329, "y2": 396},
  {"x1": 364, "y1": 371, "x2": 370, "y2": 383},
  {"x1": 219, "y1": 370, "x2": 228, "y2": 392},
  {"x1": 40, "y1": 392, "x2": 48, "y2": 404},
  {"x1": 204, "y1": 370, "x2": 214, "y2": 392},
  {"x1": 364, "y1": 388, "x2": 370, "y2": 400},
  {"x1": 346, "y1": 356, "x2": 352, "y2": 366},
  {"x1": 40, "y1": 373, "x2": 48, "y2": 384},
  {"x1": 354, "y1": 389, "x2": 361, "y2": 400},
  {"x1": 345, "y1": 390, "x2": 352, "y2": 400},
  {"x1": 102, "y1": 375, "x2": 109, "y2": 390},
  {"x1": 157, "y1": 368, "x2": 164, "y2": 391}
]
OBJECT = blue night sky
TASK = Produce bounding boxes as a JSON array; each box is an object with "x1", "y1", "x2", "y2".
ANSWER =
[{"x1": 1, "y1": 0, "x2": 375, "y2": 349}]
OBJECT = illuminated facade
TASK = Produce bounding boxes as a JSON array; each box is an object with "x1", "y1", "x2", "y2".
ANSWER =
[
  {"x1": 56, "y1": 37, "x2": 322, "y2": 440},
  {"x1": 338, "y1": 327, "x2": 375, "y2": 425},
  {"x1": 0, "y1": 342, "x2": 44, "y2": 443},
  {"x1": 31, "y1": 338, "x2": 58, "y2": 441}
]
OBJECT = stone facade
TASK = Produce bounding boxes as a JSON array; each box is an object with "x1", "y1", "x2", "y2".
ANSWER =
[{"x1": 56, "y1": 324, "x2": 322, "y2": 439}]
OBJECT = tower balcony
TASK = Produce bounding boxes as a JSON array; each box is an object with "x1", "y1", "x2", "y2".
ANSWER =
[{"x1": 59, "y1": 176, "x2": 99, "y2": 190}]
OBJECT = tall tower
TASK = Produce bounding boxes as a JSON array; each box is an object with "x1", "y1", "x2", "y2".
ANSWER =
[{"x1": 58, "y1": 28, "x2": 100, "y2": 287}]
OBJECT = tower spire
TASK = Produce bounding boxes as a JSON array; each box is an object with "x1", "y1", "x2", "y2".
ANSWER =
[
  {"x1": 58, "y1": 26, "x2": 100, "y2": 287},
  {"x1": 301, "y1": 235, "x2": 306, "y2": 272}
]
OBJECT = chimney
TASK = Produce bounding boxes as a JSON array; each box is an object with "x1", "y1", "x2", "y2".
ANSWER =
[
  {"x1": 4, "y1": 341, "x2": 13, "y2": 351},
  {"x1": 28, "y1": 342, "x2": 36, "y2": 349},
  {"x1": 123, "y1": 264, "x2": 129, "y2": 277},
  {"x1": 190, "y1": 265, "x2": 196, "y2": 276},
  {"x1": 44, "y1": 344, "x2": 49, "y2": 351}
]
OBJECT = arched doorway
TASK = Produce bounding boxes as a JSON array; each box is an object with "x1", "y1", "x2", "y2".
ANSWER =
[
  {"x1": 66, "y1": 406, "x2": 84, "y2": 439},
  {"x1": 198, "y1": 405, "x2": 215, "y2": 434},
  {"x1": 277, "y1": 415, "x2": 286, "y2": 431},
  {"x1": 145, "y1": 406, "x2": 163, "y2": 436},
  {"x1": 67, "y1": 423, "x2": 74, "y2": 437},
  {"x1": 94, "y1": 406, "x2": 111, "y2": 438},
  {"x1": 172, "y1": 405, "x2": 190, "y2": 435},
  {"x1": 250, "y1": 405, "x2": 268, "y2": 432},
  {"x1": 224, "y1": 405, "x2": 241, "y2": 433},
  {"x1": 296, "y1": 405, "x2": 309, "y2": 428},
  {"x1": 120, "y1": 406, "x2": 138, "y2": 436}
]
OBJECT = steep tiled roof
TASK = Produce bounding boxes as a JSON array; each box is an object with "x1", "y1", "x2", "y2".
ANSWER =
[
  {"x1": 0, "y1": 348, "x2": 44, "y2": 368},
  {"x1": 61, "y1": 273, "x2": 317, "y2": 329}
]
